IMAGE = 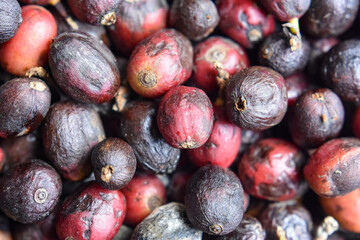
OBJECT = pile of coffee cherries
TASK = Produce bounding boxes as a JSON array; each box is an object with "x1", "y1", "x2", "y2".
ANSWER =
[{"x1": 0, "y1": 0, "x2": 359, "y2": 239}]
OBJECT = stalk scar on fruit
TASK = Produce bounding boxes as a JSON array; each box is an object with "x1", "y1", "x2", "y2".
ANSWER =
[
  {"x1": 282, "y1": 18, "x2": 302, "y2": 51},
  {"x1": 213, "y1": 61, "x2": 229, "y2": 106}
]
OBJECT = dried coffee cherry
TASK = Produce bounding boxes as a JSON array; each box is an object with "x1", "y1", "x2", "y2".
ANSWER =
[
  {"x1": 259, "y1": 0, "x2": 310, "y2": 22},
  {"x1": 0, "y1": 0, "x2": 22, "y2": 44}
]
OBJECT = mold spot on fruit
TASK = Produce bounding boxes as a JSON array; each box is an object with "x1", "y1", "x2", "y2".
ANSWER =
[{"x1": 138, "y1": 70, "x2": 157, "y2": 88}]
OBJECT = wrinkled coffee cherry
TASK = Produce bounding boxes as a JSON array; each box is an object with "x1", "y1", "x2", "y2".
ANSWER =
[{"x1": 0, "y1": 0, "x2": 22, "y2": 44}]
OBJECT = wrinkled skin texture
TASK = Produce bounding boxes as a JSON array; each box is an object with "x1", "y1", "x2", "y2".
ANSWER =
[
  {"x1": 289, "y1": 88, "x2": 345, "y2": 148},
  {"x1": 224, "y1": 66, "x2": 288, "y2": 130},
  {"x1": 42, "y1": 101, "x2": 105, "y2": 181},
  {"x1": 0, "y1": 5, "x2": 57, "y2": 76},
  {"x1": 260, "y1": 201, "x2": 313, "y2": 240},
  {"x1": 127, "y1": 29, "x2": 193, "y2": 98},
  {"x1": 0, "y1": 78, "x2": 51, "y2": 138},
  {"x1": 119, "y1": 100, "x2": 180, "y2": 173},
  {"x1": 67, "y1": 0, "x2": 121, "y2": 25},
  {"x1": 304, "y1": 138, "x2": 360, "y2": 198},
  {"x1": 91, "y1": 138, "x2": 136, "y2": 190},
  {"x1": 56, "y1": 181, "x2": 126, "y2": 240},
  {"x1": 157, "y1": 86, "x2": 214, "y2": 149},
  {"x1": 203, "y1": 214, "x2": 266, "y2": 240},
  {"x1": 217, "y1": 0, "x2": 275, "y2": 48},
  {"x1": 238, "y1": 138, "x2": 306, "y2": 201},
  {"x1": 259, "y1": 0, "x2": 310, "y2": 22},
  {"x1": 320, "y1": 188, "x2": 360, "y2": 233},
  {"x1": 169, "y1": 0, "x2": 219, "y2": 41},
  {"x1": 321, "y1": 40, "x2": 360, "y2": 103},
  {"x1": 131, "y1": 202, "x2": 203, "y2": 240},
  {"x1": 0, "y1": 159, "x2": 62, "y2": 224},
  {"x1": 108, "y1": 0, "x2": 168, "y2": 56},
  {"x1": 193, "y1": 36, "x2": 250, "y2": 97},
  {"x1": 49, "y1": 31, "x2": 120, "y2": 104},
  {"x1": 185, "y1": 165, "x2": 244, "y2": 235},
  {"x1": 123, "y1": 173, "x2": 166, "y2": 227},
  {"x1": 0, "y1": 0, "x2": 22, "y2": 43},
  {"x1": 302, "y1": 0, "x2": 359, "y2": 38},
  {"x1": 259, "y1": 32, "x2": 311, "y2": 77}
]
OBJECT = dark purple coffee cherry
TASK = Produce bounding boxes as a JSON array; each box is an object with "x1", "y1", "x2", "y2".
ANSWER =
[
  {"x1": 259, "y1": 0, "x2": 310, "y2": 22},
  {"x1": 0, "y1": 159, "x2": 62, "y2": 224},
  {"x1": 0, "y1": 78, "x2": 51, "y2": 138},
  {"x1": 224, "y1": 66, "x2": 288, "y2": 130},
  {"x1": 91, "y1": 138, "x2": 136, "y2": 190},
  {"x1": 0, "y1": 0, "x2": 22, "y2": 43}
]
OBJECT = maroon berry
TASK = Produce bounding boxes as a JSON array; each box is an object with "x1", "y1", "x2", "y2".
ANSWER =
[
  {"x1": 259, "y1": 0, "x2": 311, "y2": 22},
  {"x1": 0, "y1": 0, "x2": 22, "y2": 44},
  {"x1": 127, "y1": 29, "x2": 193, "y2": 98},
  {"x1": 0, "y1": 78, "x2": 51, "y2": 138},
  {"x1": 49, "y1": 31, "x2": 120, "y2": 104},
  {"x1": 193, "y1": 36, "x2": 250, "y2": 97},
  {"x1": 238, "y1": 138, "x2": 306, "y2": 201},
  {"x1": 67, "y1": 0, "x2": 121, "y2": 25},
  {"x1": 56, "y1": 181, "x2": 126, "y2": 240},
  {"x1": 224, "y1": 66, "x2": 288, "y2": 130},
  {"x1": 353, "y1": 107, "x2": 360, "y2": 138},
  {"x1": 304, "y1": 138, "x2": 360, "y2": 198},
  {"x1": 285, "y1": 72, "x2": 309, "y2": 107},
  {"x1": 217, "y1": 0, "x2": 275, "y2": 48},
  {"x1": 289, "y1": 89, "x2": 345, "y2": 149},
  {"x1": 122, "y1": 173, "x2": 166, "y2": 227},
  {"x1": 108, "y1": 0, "x2": 168, "y2": 56},
  {"x1": 91, "y1": 138, "x2": 137, "y2": 190},
  {"x1": 187, "y1": 105, "x2": 241, "y2": 168},
  {"x1": 157, "y1": 86, "x2": 214, "y2": 149},
  {"x1": 168, "y1": 0, "x2": 219, "y2": 41},
  {"x1": 168, "y1": 169, "x2": 193, "y2": 203}
]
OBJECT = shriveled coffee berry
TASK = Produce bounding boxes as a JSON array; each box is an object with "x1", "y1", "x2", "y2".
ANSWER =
[
  {"x1": 304, "y1": 138, "x2": 360, "y2": 198},
  {"x1": 0, "y1": 159, "x2": 62, "y2": 224},
  {"x1": 157, "y1": 86, "x2": 214, "y2": 149},
  {"x1": 91, "y1": 138, "x2": 136, "y2": 190},
  {"x1": 259, "y1": 0, "x2": 310, "y2": 22},
  {"x1": 224, "y1": 66, "x2": 288, "y2": 130},
  {"x1": 0, "y1": 0, "x2": 22, "y2": 44}
]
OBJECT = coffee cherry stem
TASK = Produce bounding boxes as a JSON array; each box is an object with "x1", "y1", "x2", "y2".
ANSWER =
[
  {"x1": 282, "y1": 18, "x2": 302, "y2": 51},
  {"x1": 314, "y1": 216, "x2": 339, "y2": 240},
  {"x1": 213, "y1": 61, "x2": 229, "y2": 106}
]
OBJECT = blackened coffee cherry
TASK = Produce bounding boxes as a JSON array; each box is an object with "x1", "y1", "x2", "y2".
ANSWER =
[
  {"x1": 0, "y1": 0, "x2": 22, "y2": 44},
  {"x1": 224, "y1": 66, "x2": 288, "y2": 130}
]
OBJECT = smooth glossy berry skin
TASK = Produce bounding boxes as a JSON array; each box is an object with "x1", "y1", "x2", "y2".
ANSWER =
[
  {"x1": 217, "y1": 0, "x2": 275, "y2": 49},
  {"x1": 238, "y1": 138, "x2": 306, "y2": 201},
  {"x1": 122, "y1": 173, "x2": 166, "y2": 227},
  {"x1": 302, "y1": 0, "x2": 359, "y2": 38},
  {"x1": 289, "y1": 89, "x2": 345, "y2": 149},
  {"x1": 0, "y1": 5, "x2": 57, "y2": 76},
  {"x1": 0, "y1": 0, "x2": 22, "y2": 43},
  {"x1": 304, "y1": 138, "x2": 360, "y2": 198},
  {"x1": 108, "y1": 0, "x2": 168, "y2": 56},
  {"x1": 157, "y1": 86, "x2": 214, "y2": 149},
  {"x1": 193, "y1": 36, "x2": 250, "y2": 97},
  {"x1": 127, "y1": 29, "x2": 193, "y2": 98},
  {"x1": 259, "y1": 0, "x2": 311, "y2": 22},
  {"x1": 169, "y1": 0, "x2": 219, "y2": 41},
  {"x1": 224, "y1": 66, "x2": 288, "y2": 130}
]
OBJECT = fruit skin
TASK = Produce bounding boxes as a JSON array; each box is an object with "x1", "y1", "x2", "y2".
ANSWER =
[
  {"x1": 217, "y1": 0, "x2": 275, "y2": 49},
  {"x1": 168, "y1": 0, "x2": 219, "y2": 41},
  {"x1": 224, "y1": 66, "x2": 288, "y2": 130},
  {"x1": 119, "y1": 100, "x2": 180, "y2": 173},
  {"x1": 67, "y1": 0, "x2": 121, "y2": 25},
  {"x1": 0, "y1": 5, "x2": 57, "y2": 76},
  {"x1": 49, "y1": 31, "x2": 120, "y2": 104},
  {"x1": 127, "y1": 29, "x2": 193, "y2": 98},
  {"x1": 319, "y1": 188, "x2": 360, "y2": 233},
  {"x1": 289, "y1": 88, "x2": 345, "y2": 149},
  {"x1": 321, "y1": 39, "x2": 360, "y2": 103},
  {"x1": 0, "y1": 0, "x2": 22, "y2": 43},
  {"x1": 285, "y1": 72, "x2": 309, "y2": 107},
  {"x1": 259, "y1": 0, "x2": 311, "y2": 22},
  {"x1": 56, "y1": 181, "x2": 126, "y2": 240},
  {"x1": 91, "y1": 138, "x2": 137, "y2": 190},
  {"x1": 259, "y1": 32, "x2": 311, "y2": 77},
  {"x1": 0, "y1": 78, "x2": 51, "y2": 138},
  {"x1": 187, "y1": 105, "x2": 241, "y2": 168},
  {"x1": 185, "y1": 165, "x2": 244, "y2": 235},
  {"x1": 131, "y1": 202, "x2": 203, "y2": 240},
  {"x1": 193, "y1": 36, "x2": 250, "y2": 97},
  {"x1": 304, "y1": 138, "x2": 360, "y2": 198},
  {"x1": 157, "y1": 85, "x2": 214, "y2": 149},
  {"x1": 238, "y1": 138, "x2": 306, "y2": 201},
  {"x1": 0, "y1": 159, "x2": 62, "y2": 224},
  {"x1": 302, "y1": 0, "x2": 359, "y2": 38},
  {"x1": 122, "y1": 173, "x2": 166, "y2": 227},
  {"x1": 353, "y1": 107, "x2": 360, "y2": 138},
  {"x1": 42, "y1": 101, "x2": 105, "y2": 181},
  {"x1": 108, "y1": 0, "x2": 168, "y2": 56}
]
